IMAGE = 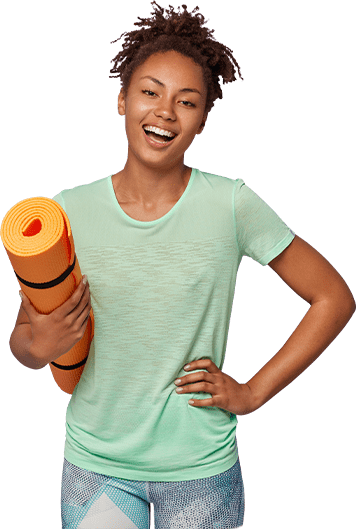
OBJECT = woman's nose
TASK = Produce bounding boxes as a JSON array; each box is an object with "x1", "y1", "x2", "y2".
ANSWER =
[{"x1": 154, "y1": 97, "x2": 176, "y2": 121}]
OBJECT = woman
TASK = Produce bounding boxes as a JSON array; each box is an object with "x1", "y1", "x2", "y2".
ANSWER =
[{"x1": 17, "y1": 2, "x2": 355, "y2": 528}]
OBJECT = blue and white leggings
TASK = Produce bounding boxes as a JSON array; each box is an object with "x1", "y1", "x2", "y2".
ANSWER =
[{"x1": 61, "y1": 456, "x2": 245, "y2": 528}]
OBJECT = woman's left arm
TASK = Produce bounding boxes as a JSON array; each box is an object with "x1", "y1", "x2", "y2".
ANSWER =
[{"x1": 247, "y1": 234, "x2": 356, "y2": 411}]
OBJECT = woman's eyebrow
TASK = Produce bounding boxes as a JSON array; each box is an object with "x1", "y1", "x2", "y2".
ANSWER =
[{"x1": 139, "y1": 75, "x2": 202, "y2": 95}]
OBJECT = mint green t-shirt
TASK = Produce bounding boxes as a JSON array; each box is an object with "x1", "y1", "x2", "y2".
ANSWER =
[{"x1": 52, "y1": 168, "x2": 295, "y2": 481}]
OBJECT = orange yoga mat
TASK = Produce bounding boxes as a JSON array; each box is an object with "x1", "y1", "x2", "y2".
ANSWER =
[{"x1": 1, "y1": 196, "x2": 94, "y2": 394}]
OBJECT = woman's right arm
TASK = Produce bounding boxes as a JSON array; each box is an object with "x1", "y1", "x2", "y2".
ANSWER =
[{"x1": 9, "y1": 276, "x2": 92, "y2": 370}]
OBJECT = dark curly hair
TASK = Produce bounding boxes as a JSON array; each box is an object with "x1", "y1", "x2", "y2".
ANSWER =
[{"x1": 109, "y1": 1, "x2": 243, "y2": 117}]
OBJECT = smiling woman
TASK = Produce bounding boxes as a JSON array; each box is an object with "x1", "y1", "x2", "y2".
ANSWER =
[
  {"x1": 104, "y1": 48, "x2": 210, "y2": 220},
  {"x1": 105, "y1": 2, "x2": 243, "y2": 217},
  {"x1": 4, "y1": 1, "x2": 354, "y2": 529},
  {"x1": 113, "y1": 49, "x2": 209, "y2": 190}
]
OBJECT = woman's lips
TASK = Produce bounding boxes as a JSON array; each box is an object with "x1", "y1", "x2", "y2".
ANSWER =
[{"x1": 142, "y1": 128, "x2": 177, "y2": 149}]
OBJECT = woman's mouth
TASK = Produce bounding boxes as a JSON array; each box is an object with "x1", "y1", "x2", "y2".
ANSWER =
[{"x1": 142, "y1": 126, "x2": 177, "y2": 148}]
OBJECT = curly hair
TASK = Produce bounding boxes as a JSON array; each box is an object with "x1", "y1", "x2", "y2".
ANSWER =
[{"x1": 109, "y1": 1, "x2": 243, "y2": 117}]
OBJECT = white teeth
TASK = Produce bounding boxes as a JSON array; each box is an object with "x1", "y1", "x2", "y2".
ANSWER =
[{"x1": 143, "y1": 125, "x2": 176, "y2": 138}]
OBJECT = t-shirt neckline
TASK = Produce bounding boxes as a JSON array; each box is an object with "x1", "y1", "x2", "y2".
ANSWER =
[{"x1": 108, "y1": 167, "x2": 196, "y2": 225}]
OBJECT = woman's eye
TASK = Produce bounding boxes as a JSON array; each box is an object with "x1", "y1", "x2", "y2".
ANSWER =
[
  {"x1": 142, "y1": 90, "x2": 195, "y2": 107},
  {"x1": 143, "y1": 90, "x2": 156, "y2": 96}
]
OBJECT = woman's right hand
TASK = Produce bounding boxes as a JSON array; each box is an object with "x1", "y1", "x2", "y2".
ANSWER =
[{"x1": 20, "y1": 275, "x2": 92, "y2": 364}]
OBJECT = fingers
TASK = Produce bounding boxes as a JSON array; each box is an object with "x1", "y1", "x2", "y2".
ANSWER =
[
  {"x1": 64, "y1": 275, "x2": 90, "y2": 316},
  {"x1": 76, "y1": 276, "x2": 92, "y2": 325},
  {"x1": 70, "y1": 276, "x2": 89, "y2": 310},
  {"x1": 68, "y1": 278, "x2": 92, "y2": 340},
  {"x1": 175, "y1": 381, "x2": 212, "y2": 393}
]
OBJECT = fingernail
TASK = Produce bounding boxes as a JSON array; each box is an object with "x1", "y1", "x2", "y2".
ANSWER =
[
  {"x1": 83, "y1": 275, "x2": 88, "y2": 285},
  {"x1": 19, "y1": 291, "x2": 24, "y2": 300}
]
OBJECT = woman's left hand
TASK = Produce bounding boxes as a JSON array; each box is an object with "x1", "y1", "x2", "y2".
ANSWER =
[{"x1": 175, "y1": 358, "x2": 257, "y2": 415}]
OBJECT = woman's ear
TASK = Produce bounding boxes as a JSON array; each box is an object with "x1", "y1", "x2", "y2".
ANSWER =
[
  {"x1": 118, "y1": 89, "x2": 126, "y2": 115},
  {"x1": 197, "y1": 114, "x2": 207, "y2": 134}
]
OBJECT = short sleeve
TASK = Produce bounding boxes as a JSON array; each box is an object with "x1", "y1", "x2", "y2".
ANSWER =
[
  {"x1": 51, "y1": 191, "x2": 66, "y2": 212},
  {"x1": 234, "y1": 179, "x2": 295, "y2": 266}
]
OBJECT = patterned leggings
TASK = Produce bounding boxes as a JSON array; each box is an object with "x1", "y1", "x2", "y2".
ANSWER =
[{"x1": 61, "y1": 456, "x2": 245, "y2": 528}]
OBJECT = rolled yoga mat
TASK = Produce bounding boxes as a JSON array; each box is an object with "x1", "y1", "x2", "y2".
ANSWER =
[{"x1": 1, "y1": 196, "x2": 94, "y2": 394}]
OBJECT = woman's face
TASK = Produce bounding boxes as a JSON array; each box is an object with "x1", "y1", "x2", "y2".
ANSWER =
[{"x1": 118, "y1": 50, "x2": 208, "y2": 170}]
